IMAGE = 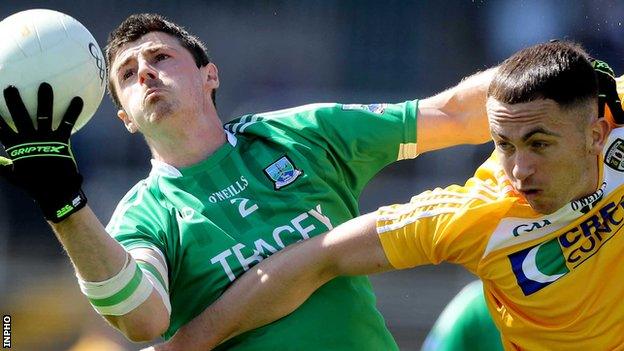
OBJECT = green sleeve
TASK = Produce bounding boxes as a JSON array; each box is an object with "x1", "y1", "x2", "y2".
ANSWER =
[
  {"x1": 312, "y1": 101, "x2": 418, "y2": 168},
  {"x1": 421, "y1": 281, "x2": 503, "y2": 351},
  {"x1": 237, "y1": 101, "x2": 417, "y2": 194},
  {"x1": 105, "y1": 180, "x2": 170, "y2": 257}
]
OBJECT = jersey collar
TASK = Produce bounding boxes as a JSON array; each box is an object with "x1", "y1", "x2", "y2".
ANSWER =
[{"x1": 149, "y1": 130, "x2": 237, "y2": 178}]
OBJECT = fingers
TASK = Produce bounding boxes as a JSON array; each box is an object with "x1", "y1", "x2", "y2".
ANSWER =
[
  {"x1": 0, "y1": 156, "x2": 16, "y2": 183},
  {"x1": 3, "y1": 86, "x2": 34, "y2": 135},
  {"x1": 1, "y1": 84, "x2": 84, "y2": 138},
  {"x1": 606, "y1": 95, "x2": 624, "y2": 124},
  {"x1": 593, "y1": 60, "x2": 615, "y2": 78},
  {"x1": 36, "y1": 83, "x2": 53, "y2": 133},
  {"x1": 598, "y1": 96, "x2": 606, "y2": 118},
  {"x1": 0, "y1": 114, "x2": 16, "y2": 145},
  {"x1": 592, "y1": 59, "x2": 619, "y2": 120},
  {"x1": 56, "y1": 96, "x2": 83, "y2": 136},
  {"x1": 0, "y1": 156, "x2": 12, "y2": 167}
]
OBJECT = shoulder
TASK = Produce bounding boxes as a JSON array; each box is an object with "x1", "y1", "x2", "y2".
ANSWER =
[
  {"x1": 106, "y1": 176, "x2": 170, "y2": 235},
  {"x1": 224, "y1": 103, "x2": 339, "y2": 134},
  {"x1": 114, "y1": 176, "x2": 165, "y2": 209}
]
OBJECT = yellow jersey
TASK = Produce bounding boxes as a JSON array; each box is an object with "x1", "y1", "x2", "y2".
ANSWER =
[{"x1": 377, "y1": 127, "x2": 624, "y2": 350}]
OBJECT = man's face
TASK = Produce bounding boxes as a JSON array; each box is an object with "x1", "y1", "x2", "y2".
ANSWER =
[
  {"x1": 487, "y1": 98, "x2": 603, "y2": 214},
  {"x1": 110, "y1": 31, "x2": 217, "y2": 137}
]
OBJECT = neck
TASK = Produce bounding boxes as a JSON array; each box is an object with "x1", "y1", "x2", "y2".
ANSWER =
[
  {"x1": 589, "y1": 157, "x2": 601, "y2": 193},
  {"x1": 576, "y1": 156, "x2": 601, "y2": 202},
  {"x1": 147, "y1": 109, "x2": 226, "y2": 168}
]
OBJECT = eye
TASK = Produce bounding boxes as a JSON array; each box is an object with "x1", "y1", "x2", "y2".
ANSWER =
[
  {"x1": 496, "y1": 141, "x2": 514, "y2": 153},
  {"x1": 121, "y1": 69, "x2": 134, "y2": 81},
  {"x1": 155, "y1": 53, "x2": 170, "y2": 61},
  {"x1": 531, "y1": 141, "x2": 550, "y2": 150}
]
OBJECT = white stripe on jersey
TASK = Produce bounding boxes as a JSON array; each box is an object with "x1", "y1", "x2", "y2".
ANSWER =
[
  {"x1": 410, "y1": 186, "x2": 498, "y2": 204},
  {"x1": 225, "y1": 104, "x2": 336, "y2": 134},
  {"x1": 378, "y1": 194, "x2": 488, "y2": 221},
  {"x1": 224, "y1": 115, "x2": 246, "y2": 133},
  {"x1": 233, "y1": 115, "x2": 249, "y2": 133},
  {"x1": 381, "y1": 198, "x2": 464, "y2": 217},
  {"x1": 377, "y1": 183, "x2": 501, "y2": 233},
  {"x1": 377, "y1": 207, "x2": 458, "y2": 234},
  {"x1": 238, "y1": 115, "x2": 260, "y2": 133},
  {"x1": 255, "y1": 103, "x2": 335, "y2": 118}
]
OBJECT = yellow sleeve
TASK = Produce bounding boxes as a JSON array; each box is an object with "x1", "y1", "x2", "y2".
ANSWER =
[{"x1": 376, "y1": 157, "x2": 516, "y2": 273}]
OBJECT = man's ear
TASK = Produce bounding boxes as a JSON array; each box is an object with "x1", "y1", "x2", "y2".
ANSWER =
[
  {"x1": 118, "y1": 109, "x2": 138, "y2": 133},
  {"x1": 589, "y1": 117, "x2": 611, "y2": 155},
  {"x1": 201, "y1": 63, "x2": 220, "y2": 90}
]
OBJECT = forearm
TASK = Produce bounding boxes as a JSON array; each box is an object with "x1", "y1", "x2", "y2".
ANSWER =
[
  {"x1": 417, "y1": 67, "x2": 497, "y2": 153},
  {"x1": 168, "y1": 235, "x2": 335, "y2": 350},
  {"x1": 51, "y1": 206, "x2": 127, "y2": 280},
  {"x1": 50, "y1": 207, "x2": 169, "y2": 341},
  {"x1": 165, "y1": 212, "x2": 391, "y2": 351}
]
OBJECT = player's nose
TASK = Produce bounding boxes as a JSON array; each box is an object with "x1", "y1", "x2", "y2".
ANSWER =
[
  {"x1": 137, "y1": 58, "x2": 157, "y2": 85},
  {"x1": 511, "y1": 151, "x2": 536, "y2": 182}
]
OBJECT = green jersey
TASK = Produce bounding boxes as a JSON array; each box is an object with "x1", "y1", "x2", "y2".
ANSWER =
[
  {"x1": 421, "y1": 281, "x2": 503, "y2": 351},
  {"x1": 106, "y1": 102, "x2": 417, "y2": 350}
]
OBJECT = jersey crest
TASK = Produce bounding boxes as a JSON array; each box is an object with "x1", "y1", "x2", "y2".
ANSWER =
[
  {"x1": 342, "y1": 103, "x2": 387, "y2": 114},
  {"x1": 263, "y1": 155, "x2": 303, "y2": 190},
  {"x1": 604, "y1": 138, "x2": 624, "y2": 171}
]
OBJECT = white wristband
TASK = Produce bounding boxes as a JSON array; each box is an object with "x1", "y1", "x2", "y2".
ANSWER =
[{"x1": 77, "y1": 252, "x2": 154, "y2": 316}]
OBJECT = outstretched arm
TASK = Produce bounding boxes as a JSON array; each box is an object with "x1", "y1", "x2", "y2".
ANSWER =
[
  {"x1": 416, "y1": 68, "x2": 496, "y2": 153},
  {"x1": 0, "y1": 84, "x2": 169, "y2": 342},
  {"x1": 148, "y1": 212, "x2": 390, "y2": 351}
]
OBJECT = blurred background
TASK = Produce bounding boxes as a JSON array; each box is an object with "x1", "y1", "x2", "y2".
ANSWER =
[{"x1": 0, "y1": 0, "x2": 623, "y2": 350}]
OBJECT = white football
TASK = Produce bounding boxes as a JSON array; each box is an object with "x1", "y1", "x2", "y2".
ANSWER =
[{"x1": 0, "y1": 9, "x2": 105, "y2": 134}]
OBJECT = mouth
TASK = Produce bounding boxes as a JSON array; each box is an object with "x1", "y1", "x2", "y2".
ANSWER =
[
  {"x1": 144, "y1": 88, "x2": 165, "y2": 101},
  {"x1": 518, "y1": 188, "x2": 543, "y2": 200}
]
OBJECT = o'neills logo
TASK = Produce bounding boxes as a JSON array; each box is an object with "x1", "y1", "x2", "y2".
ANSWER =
[
  {"x1": 208, "y1": 176, "x2": 249, "y2": 203},
  {"x1": 570, "y1": 182, "x2": 606, "y2": 214}
]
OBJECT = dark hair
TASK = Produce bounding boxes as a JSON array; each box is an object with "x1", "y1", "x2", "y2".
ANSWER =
[
  {"x1": 488, "y1": 41, "x2": 597, "y2": 109},
  {"x1": 105, "y1": 13, "x2": 214, "y2": 109}
]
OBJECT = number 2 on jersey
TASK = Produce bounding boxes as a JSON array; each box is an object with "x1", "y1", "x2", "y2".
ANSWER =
[{"x1": 230, "y1": 198, "x2": 259, "y2": 218}]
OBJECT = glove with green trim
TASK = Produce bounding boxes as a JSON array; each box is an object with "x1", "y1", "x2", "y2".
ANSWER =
[
  {"x1": 591, "y1": 58, "x2": 624, "y2": 125},
  {"x1": 0, "y1": 83, "x2": 87, "y2": 222}
]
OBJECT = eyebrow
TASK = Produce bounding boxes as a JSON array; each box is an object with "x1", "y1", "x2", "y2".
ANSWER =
[
  {"x1": 114, "y1": 45, "x2": 173, "y2": 75},
  {"x1": 492, "y1": 127, "x2": 562, "y2": 142}
]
